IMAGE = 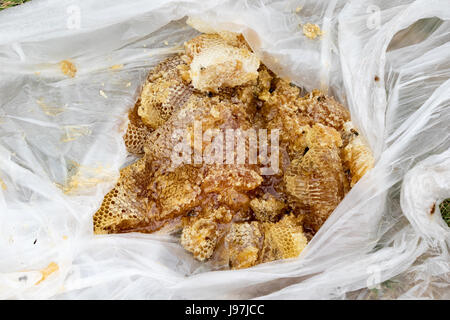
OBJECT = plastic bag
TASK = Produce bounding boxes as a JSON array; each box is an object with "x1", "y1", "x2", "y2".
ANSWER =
[{"x1": 0, "y1": 0, "x2": 448, "y2": 299}]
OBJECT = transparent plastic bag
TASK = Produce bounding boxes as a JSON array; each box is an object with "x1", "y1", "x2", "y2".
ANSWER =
[{"x1": 0, "y1": 0, "x2": 448, "y2": 299}]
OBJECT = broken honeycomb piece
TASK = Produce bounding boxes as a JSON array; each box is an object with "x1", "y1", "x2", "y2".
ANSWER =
[
  {"x1": 218, "y1": 188, "x2": 252, "y2": 213},
  {"x1": 250, "y1": 195, "x2": 286, "y2": 222},
  {"x1": 124, "y1": 55, "x2": 192, "y2": 153},
  {"x1": 138, "y1": 55, "x2": 193, "y2": 129},
  {"x1": 94, "y1": 158, "x2": 202, "y2": 235},
  {"x1": 202, "y1": 164, "x2": 263, "y2": 193},
  {"x1": 344, "y1": 136, "x2": 374, "y2": 186},
  {"x1": 261, "y1": 214, "x2": 307, "y2": 263},
  {"x1": 143, "y1": 90, "x2": 255, "y2": 164},
  {"x1": 123, "y1": 99, "x2": 152, "y2": 154},
  {"x1": 180, "y1": 206, "x2": 234, "y2": 261},
  {"x1": 304, "y1": 121, "x2": 342, "y2": 149},
  {"x1": 93, "y1": 157, "x2": 152, "y2": 234},
  {"x1": 296, "y1": 89, "x2": 351, "y2": 132},
  {"x1": 342, "y1": 122, "x2": 374, "y2": 186},
  {"x1": 186, "y1": 17, "x2": 250, "y2": 49},
  {"x1": 284, "y1": 124, "x2": 349, "y2": 233},
  {"x1": 184, "y1": 34, "x2": 260, "y2": 92},
  {"x1": 223, "y1": 222, "x2": 263, "y2": 269},
  {"x1": 262, "y1": 79, "x2": 311, "y2": 157},
  {"x1": 143, "y1": 94, "x2": 205, "y2": 162},
  {"x1": 181, "y1": 217, "x2": 218, "y2": 261},
  {"x1": 262, "y1": 81, "x2": 350, "y2": 148},
  {"x1": 150, "y1": 165, "x2": 202, "y2": 218},
  {"x1": 147, "y1": 54, "x2": 185, "y2": 82},
  {"x1": 254, "y1": 66, "x2": 274, "y2": 101}
]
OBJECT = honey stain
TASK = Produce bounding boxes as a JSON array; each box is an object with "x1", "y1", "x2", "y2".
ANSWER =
[
  {"x1": 35, "y1": 262, "x2": 59, "y2": 285},
  {"x1": 60, "y1": 125, "x2": 91, "y2": 142},
  {"x1": 110, "y1": 64, "x2": 124, "y2": 70},
  {"x1": 60, "y1": 161, "x2": 115, "y2": 195},
  {"x1": 0, "y1": 177, "x2": 6, "y2": 190},
  {"x1": 36, "y1": 98, "x2": 65, "y2": 116}
]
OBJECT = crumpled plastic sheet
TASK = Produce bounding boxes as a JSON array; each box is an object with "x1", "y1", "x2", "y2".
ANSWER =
[{"x1": 0, "y1": 0, "x2": 448, "y2": 299}]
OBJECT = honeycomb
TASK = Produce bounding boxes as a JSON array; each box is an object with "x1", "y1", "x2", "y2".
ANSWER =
[
  {"x1": 250, "y1": 195, "x2": 286, "y2": 222},
  {"x1": 284, "y1": 124, "x2": 349, "y2": 233},
  {"x1": 93, "y1": 29, "x2": 375, "y2": 269},
  {"x1": 261, "y1": 214, "x2": 308, "y2": 263},
  {"x1": 221, "y1": 222, "x2": 263, "y2": 269},
  {"x1": 60, "y1": 60, "x2": 77, "y2": 78},
  {"x1": 123, "y1": 99, "x2": 152, "y2": 154},
  {"x1": 184, "y1": 34, "x2": 260, "y2": 92},
  {"x1": 138, "y1": 54, "x2": 193, "y2": 129},
  {"x1": 93, "y1": 157, "x2": 151, "y2": 234},
  {"x1": 181, "y1": 217, "x2": 219, "y2": 261},
  {"x1": 342, "y1": 122, "x2": 375, "y2": 187}
]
